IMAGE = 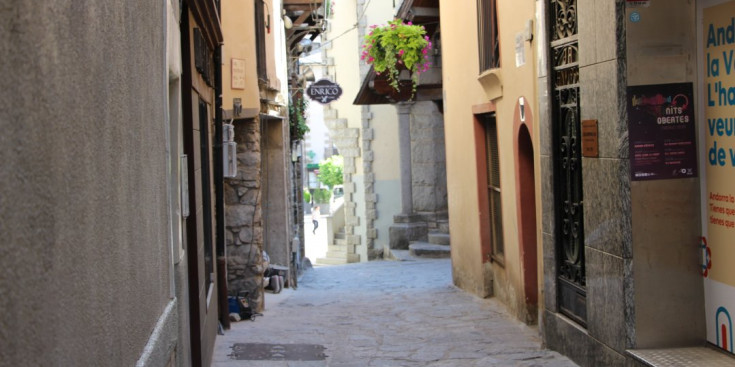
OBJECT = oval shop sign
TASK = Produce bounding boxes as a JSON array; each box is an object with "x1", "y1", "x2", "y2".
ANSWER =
[{"x1": 306, "y1": 79, "x2": 343, "y2": 104}]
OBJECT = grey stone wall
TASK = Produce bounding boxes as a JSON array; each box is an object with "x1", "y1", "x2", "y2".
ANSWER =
[
  {"x1": 625, "y1": 0, "x2": 703, "y2": 350},
  {"x1": 263, "y1": 117, "x2": 293, "y2": 269},
  {"x1": 540, "y1": 0, "x2": 636, "y2": 365},
  {"x1": 0, "y1": 1, "x2": 175, "y2": 365},
  {"x1": 226, "y1": 119, "x2": 265, "y2": 312},
  {"x1": 360, "y1": 106, "x2": 381, "y2": 259}
]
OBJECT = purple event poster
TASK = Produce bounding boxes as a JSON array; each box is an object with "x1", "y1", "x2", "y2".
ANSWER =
[{"x1": 627, "y1": 82, "x2": 698, "y2": 181}]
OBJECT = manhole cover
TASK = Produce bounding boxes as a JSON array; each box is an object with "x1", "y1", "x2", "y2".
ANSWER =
[{"x1": 230, "y1": 343, "x2": 327, "y2": 361}]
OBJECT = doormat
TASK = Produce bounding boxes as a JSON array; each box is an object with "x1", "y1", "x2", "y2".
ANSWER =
[{"x1": 230, "y1": 343, "x2": 327, "y2": 361}]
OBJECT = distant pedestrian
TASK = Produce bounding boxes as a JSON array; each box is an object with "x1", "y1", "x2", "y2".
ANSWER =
[{"x1": 312, "y1": 206, "x2": 320, "y2": 234}]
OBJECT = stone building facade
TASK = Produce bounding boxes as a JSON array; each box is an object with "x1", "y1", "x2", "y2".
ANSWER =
[
  {"x1": 538, "y1": 1, "x2": 733, "y2": 365},
  {"x1": 320, "y1": 0, "x2": 447, "y2": 263}
]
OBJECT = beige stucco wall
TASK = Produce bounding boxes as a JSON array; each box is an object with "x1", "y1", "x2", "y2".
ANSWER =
[
  {"x1": 371, "y1": 103, "x2": 402, "y2": 253},
  {"x1": 222, "y1": 0, "x2": 261, "y2": 117},
  {"x1": 440, "y1": 0, "x2": 539, "y2": 320},
  {"x1": 0, "y1": 1, "x2": 176, "y2": 366}
]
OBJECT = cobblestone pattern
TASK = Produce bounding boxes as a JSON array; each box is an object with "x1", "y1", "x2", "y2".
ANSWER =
[
  {"x1": 226, "y1": 119, "x2": 265, "y2": 312},
  {"x1": 213, "y1": 258, "x2": 579, "y2": 367}
]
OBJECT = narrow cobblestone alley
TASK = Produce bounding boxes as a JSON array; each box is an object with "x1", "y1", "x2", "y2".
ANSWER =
[{"x1": 213, "y1": 257, "x2": 578, "y2": 367}]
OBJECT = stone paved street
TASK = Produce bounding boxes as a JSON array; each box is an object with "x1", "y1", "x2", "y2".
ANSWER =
[{"x1": 213, "y1": 257, "x2": 579, "y2": 367}]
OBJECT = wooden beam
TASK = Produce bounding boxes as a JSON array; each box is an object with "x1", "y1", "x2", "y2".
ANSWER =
[
  {"x1": 284, "y1": 0, "x2": 323, "y2": 5},
  {"x1": 292, "y1": 11, "x2": 312, "y2": 27},
  {"x1": 409, "y1": 7, "x2": 439, "y2": 18}
]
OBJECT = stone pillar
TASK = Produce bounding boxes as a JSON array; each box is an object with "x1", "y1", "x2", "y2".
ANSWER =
[
  {"x1": 389, "y1": 102, "x2": 427, "y2": 250},
  {"x1": 396, "y1": 102, "x2": 414, "y2": 215}
]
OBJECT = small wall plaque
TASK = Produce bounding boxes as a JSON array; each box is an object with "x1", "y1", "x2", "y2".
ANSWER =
[
  {"x1": 231, "y1": 58, "x2": 246, "y2": 90},
  {"x1": 582, "y1": 120, "x2": 598, "y2": 158}
]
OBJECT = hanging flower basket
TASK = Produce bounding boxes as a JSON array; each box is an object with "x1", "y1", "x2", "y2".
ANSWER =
[{"x1": 361, "y1": 20, "x2": 432, "y2": 97}]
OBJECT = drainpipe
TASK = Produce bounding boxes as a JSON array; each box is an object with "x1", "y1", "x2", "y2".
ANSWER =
[{"x1": 214, "y1": 39, "x2": 229, "y2": 329}]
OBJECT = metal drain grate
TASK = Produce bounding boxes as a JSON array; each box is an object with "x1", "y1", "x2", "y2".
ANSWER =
[{"x1": 230, "y1": 343, "x2": 327, "y2": 361}]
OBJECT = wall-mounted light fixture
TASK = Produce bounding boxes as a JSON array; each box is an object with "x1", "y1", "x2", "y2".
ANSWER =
[
  {"x1": 233, "y1": 98, "x2": 242, "y2": 117},
  {"x1": 519, "y1": 97, "x2": 526, "y2": 122}
]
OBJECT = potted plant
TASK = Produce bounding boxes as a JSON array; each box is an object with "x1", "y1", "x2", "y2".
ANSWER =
[{"x1": 361, "y1": 19, "x2": 432, "y2": 97}]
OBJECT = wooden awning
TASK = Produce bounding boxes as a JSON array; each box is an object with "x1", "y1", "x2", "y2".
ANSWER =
[{"x1": 284, "y1": 0, "x2": 326, "y2": 52}]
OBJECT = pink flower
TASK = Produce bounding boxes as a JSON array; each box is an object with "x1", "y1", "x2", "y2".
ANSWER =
[
  {"x1": 368, "y1": 56, "x2": 374, "y2": 63},
  {"x1": 370, "y1": 25, "x2": 377, "y2": 29},
  {"x1": 398, "y1": 49, "x2": 405, "y2": 56},
  {"x1": 407, "y1": 21, "x2": 413, "y2": 25}
]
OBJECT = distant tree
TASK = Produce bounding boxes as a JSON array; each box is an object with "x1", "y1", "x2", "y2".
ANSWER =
[
  {"x1": 312, "y1": 188, "x2": 331, "y2": 203},
  {"x1": 317, "y1": 155, "x2": 343, "y2": 190}
]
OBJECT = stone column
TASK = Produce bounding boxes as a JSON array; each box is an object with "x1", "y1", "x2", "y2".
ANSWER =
[
  {"x1": 388, "y1": 102, "x2": 427, "y2": 250},
  {"x1": 396, "y1": 102, "x2": 414, "y2": 215}
]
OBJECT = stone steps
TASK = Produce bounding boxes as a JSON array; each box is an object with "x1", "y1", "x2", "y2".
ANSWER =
[
  {"x1": 437, "y1": 219, "x2": 450, "y2": 234},
  {"x1": 316, "y1": 251, "x2": 360, "y2": 265},
  {"x1": 316, "y1": 226, "x2": 359, "y2": 265},
  {"x1": 428, "y1": 232, "x2": 450, "y2": 246},
  {"x1": 408, "y1": 241, "x2": 451, "y2": 258},
  {"x1": 316, "y1": 256, "x2": 359, "y2": 265},
  {"x1": 327, "y1": 244, "x2": 353, "y2": 253}
]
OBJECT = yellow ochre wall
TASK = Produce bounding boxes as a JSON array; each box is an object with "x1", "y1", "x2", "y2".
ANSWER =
[
  {"x1": 440, "y1": 0, "x2": 540, "y2": 322},
  {"x1": 222, "y1": 0, "x2": 262, "y2": 118}
]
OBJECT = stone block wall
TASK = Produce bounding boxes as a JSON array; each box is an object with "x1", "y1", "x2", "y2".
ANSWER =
[
  {"x1": 325, "y1": 115, "x2": 363, "y2": 261},
  {"x1": 226, "y1": 118, "x2": 265, "y2": 312}
]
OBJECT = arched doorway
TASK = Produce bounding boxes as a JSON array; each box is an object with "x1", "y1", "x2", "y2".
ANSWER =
[
  {"x1": 518, "y1": 124, "x2": 537, "y2": 320},
  {"x1": 514, "y1": 97, "x2": 538, "y2": 324}
]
